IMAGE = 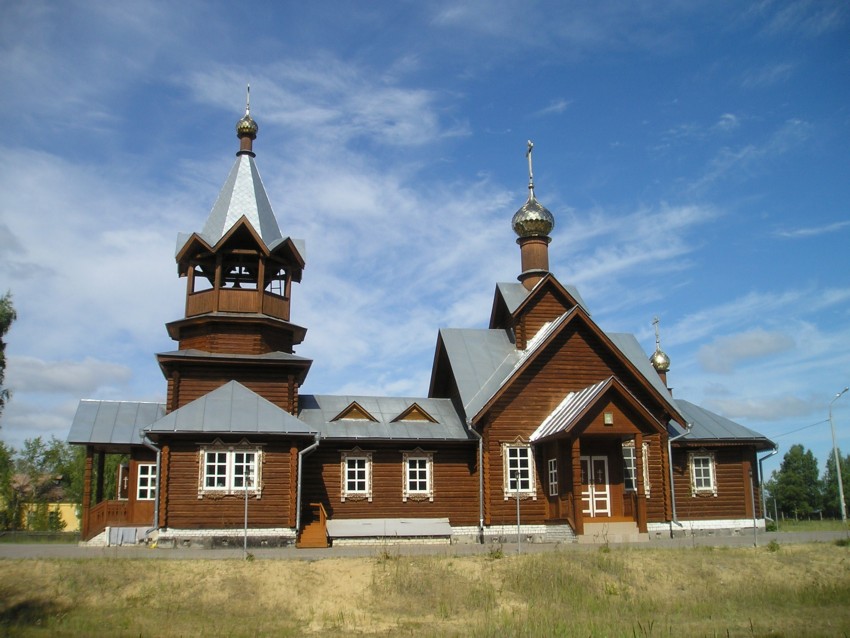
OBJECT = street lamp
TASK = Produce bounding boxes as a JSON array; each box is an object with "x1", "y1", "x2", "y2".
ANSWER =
[{"x1": 829, "y1": 387, "x2": 849, "y2": 525}]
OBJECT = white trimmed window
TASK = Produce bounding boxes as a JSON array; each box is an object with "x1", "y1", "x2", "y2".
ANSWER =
[
  {"x1": 503, "y1": 443, "x2": 536, "y2": 499},
  {"x1": 623, "y1": 441, "x2": 651, "y2": 497},
  {"x1": 137, "y1": 463, "x2": 157, "y2": 501},
  {"x1": 341, "y1": 449, "x2": 373, "y2": 502},
  {"x1": 199, "y1": 447, "x2": 262, "y2": 496},
  {"x1": 402, "y1": 449, "x2": 434, "y2": 502},
  {"x1": 548, "y1": 458, "x2": 558, "y2": 497},
  {"x1": 689, "y1": 451, "x2": 717, "y2": 496}
]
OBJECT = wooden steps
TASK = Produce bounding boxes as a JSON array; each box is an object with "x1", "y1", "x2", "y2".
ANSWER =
[{"x1": 296, "y1": 502, "x2": 329, "y2": 548}]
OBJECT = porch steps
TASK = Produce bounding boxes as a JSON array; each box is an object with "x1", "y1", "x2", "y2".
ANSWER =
[
  {"x1": 578, "y1": 521, "x2": 648, "y2": 544},
  {"x1": 297, "y1": 521, "x2": 329, "y2": 548},
  {"x1": 544, "y1": 524, "x2": 578, "y2": 544}
]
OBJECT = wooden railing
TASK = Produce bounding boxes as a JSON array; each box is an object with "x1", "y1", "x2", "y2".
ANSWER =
[
  {"x1": 186, "y1": 289, "x2": 289, "y2": 321},
  {"x1": 86, "y1": 500, "x2": 129, "y2": 541}
]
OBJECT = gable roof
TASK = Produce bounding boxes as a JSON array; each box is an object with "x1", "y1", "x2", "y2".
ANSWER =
[
  {"x1": 530, "y1": 377, "x2": 666, "y2": 442},
  {"x1": 437, "y1": 305, "x2": 683, "y2": 425},
  {"x1": 298, "y1": 395, "x2": 473, "y2": 441},
  {"x1": 145, "y1": 381, "x2": 315, "y2": 438},
  {"x1": 489, "y1": 278, "x2": 589, "y2": 330},
  {"x1": 673, "y1": 399, "x2": 776, "y2": 449},
  {"x1": 68, "y1": 400, "x2": 165, "y2": 447}
]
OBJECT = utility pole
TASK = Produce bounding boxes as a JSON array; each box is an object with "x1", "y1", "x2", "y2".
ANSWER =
[{"x1": 829, "y1": 388, "x2": 848, "y2": 526}]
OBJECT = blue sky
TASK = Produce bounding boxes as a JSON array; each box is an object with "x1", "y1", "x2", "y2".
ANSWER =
[{"x1": 1, "y1": 1, "x2": 848, "y2": 478}]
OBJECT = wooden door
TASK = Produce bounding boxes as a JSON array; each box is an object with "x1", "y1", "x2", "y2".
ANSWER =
[{"x1": 580, "y1": 456, "x2": 610, "y2": 517}]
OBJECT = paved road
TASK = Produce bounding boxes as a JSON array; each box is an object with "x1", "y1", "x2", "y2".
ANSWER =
[{"x1": 0, "y1": 531, "x2": 846, "y2": 561}]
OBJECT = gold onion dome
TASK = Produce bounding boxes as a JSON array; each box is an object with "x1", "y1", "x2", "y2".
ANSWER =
[
  {"x1": 236, "y1": 84, "x2": 258, "y2": 138},
  {"x1": 236, "y1": 111, "x2": 258, "y2": 138},
  {"x1": 649, "y1": 316, "x2": 670, "y2": 372},
  {"x1": 650, "y1": 348, "x2": 671, "y2": 373},
  {"x1": 512, "y1": 140, "x2": 555, "y2": 237},
  {"x1": 512, "y1": 196, "x2": 555, "y2": 237}
]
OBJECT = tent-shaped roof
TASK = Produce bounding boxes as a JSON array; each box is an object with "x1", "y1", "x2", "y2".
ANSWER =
[
  {"x1": 202, "y1": 153, "x2": 281, "y2": 249},
  {"x1": 68, "y1": 400, "x2": 165, "y2": 447},
  {"x1": 145, "y1": 381, "x2": 315, "y2": 437},
  {"x1": 298, "y1": 395, "x2": 473, "y2": 441}
]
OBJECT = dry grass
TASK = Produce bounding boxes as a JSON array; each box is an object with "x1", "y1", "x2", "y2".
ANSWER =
[{"x1": 1, "y1": 543, "x2": 849, "y2": 637}]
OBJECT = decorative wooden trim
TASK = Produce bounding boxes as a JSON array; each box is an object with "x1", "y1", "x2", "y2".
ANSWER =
[
  {"x1": 391, "y1": 403, "x2": 438, "y2": 423},
  {"x1": 331, "y1": 402, "x2": 378, "y2": 422}
]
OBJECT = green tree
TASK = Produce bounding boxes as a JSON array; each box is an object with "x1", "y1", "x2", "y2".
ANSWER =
[
  {"x1": 0, "y1": 291, "x2": 16, "y2": 418},
  {"x1": 0, "y1": 440, "x2": 15, "y2": 529},
  {"x1": 768, "y1": 444, "x2": 822, "y2": 519},
  {"x1": 822, "y1": 449, "x2": 850, "y2": 518}
]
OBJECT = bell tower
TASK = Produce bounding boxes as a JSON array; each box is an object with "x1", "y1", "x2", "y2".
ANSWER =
[{"x1": 157, "y1": 91, "x2": 312, "y2": 414}]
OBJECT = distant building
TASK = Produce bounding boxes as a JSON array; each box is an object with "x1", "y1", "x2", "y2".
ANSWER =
[{"x1": 68, "y1": 105, "x2": 775, "y2": 546}]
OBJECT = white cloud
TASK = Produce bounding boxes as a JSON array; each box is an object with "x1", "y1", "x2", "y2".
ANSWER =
[
  {"x1": 7, "y1": 356, "x2": 132, "y2": 395},
  {"x1": 533, "y1": 99, "x2": 572, "y2": 118},
  {"x1": 697, "y1": 329, "x2": 795, "y2": 374},
  {"x1": 774, "y1": 220, "x2": 850, "y2": 239}
]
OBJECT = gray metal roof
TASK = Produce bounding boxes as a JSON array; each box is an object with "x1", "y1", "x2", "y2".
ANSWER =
[
  {"x1": 202, "y1": 154, "x2": 282, "y2": 247},
  {"x1": 146, "y1": 381, "x2": 315, "y2": 437},
  {"x1": 68, "y1": 400, "x2": 165, "y2": 446},
  {"x1": 176, "y1": 154, "x2": 304, "y2": 257},
  {"x1": 673, "y1": 399, "x2": 775, "y2": 447},
  {"x1": 606, "y1": 332, "x2": 679, "y2": 416},
  {"x1": 298, "y1": 395, "x2": 473, "y2": 441},
  {"x1": 530, "y1": 378, "x2": 610, "y2": 442},
  {"x1": 437, "y1": 327, "x2": 518, "y2": 419},
  {"x1": 496, "y1": 281, "x2": 589, "y2": 315},
  {"x1": 156, "y1": 348, "x2": 311, "y2": 363}
]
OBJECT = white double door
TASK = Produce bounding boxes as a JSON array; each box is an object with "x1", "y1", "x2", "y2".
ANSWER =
[{"x1": 580, "y1": 455, "x2": 610, "y2": 517}]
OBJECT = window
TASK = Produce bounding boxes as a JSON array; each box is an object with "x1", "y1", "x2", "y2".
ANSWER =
[
  {"x1": 341, "y1": 448, "x2": 373, "y2": 502},
  {"x1": 622, "y1": 441, "x2": 650, "y2": 497},
  {"x1": 689, "y1": 451, "x2": 717, "y2": 496},
  {"x1": 503, "y1": 443, "x2": 535, "y2": 499},
  {"x1": 137, "y1": 463, "x2": 157, "y2": 500},
  {"x1": 548, "y1": 459, "x2": 558, "y2": 497},
  {"x1": 402, "y1": 450, "x2": 434, "y2": 501},
  {"x1": 198, "y1": 447, "x2": 262, "y2": 496}
]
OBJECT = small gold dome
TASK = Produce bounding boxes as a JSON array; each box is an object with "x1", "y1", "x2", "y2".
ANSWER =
[
  {"x1": 236, "y1": 112, "x2": 258, "y2": 138},
  {"x1": 512, "y1": 196, "x2": 555, "y2": 237},
  {"x1": 650, "y1": 348, "x2": 670, "y2": 373}
]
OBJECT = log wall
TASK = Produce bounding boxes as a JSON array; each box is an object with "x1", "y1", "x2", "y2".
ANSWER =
[
  {"x1": 671, "y1": 446, "x2": 762, "y2": 520},
  {"x1": 301, "y1": 443, "x2": 479, "y2": 526},
  {"x1": 160, "y1": 440, "x2": 298, "y2": 529}
]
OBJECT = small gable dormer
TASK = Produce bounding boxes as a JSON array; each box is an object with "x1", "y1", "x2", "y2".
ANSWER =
[
  {"x1": 391, "y1": 403, "x2": 438, "y2": 424},
  {"x1": 331, "y1": 402, "x2": 378, "y2": 422}
]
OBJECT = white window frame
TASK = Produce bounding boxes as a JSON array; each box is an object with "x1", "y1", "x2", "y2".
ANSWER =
[
  {"x1": 623, "y1": 441, "x2": 651, "y2": 498},
  {"x1": 137, "y1": 463, "x2": 158, "y2": 501},
  {"x1": 341, "y1": 448, "x2": 373, "y2": 502},
  {"x1": 548, "y1": 458, "x2": 558, "y2": 497},
  {"x1": 689, "y1": 451, "x2": 717, "y2": 496},
  {"x1": 402, "y1": 449, "x2": 434, "y2": 502},
  {"x1": 198, "y1": 446, "x2": 262, "y2": 498},
  {"x1": 502, "y1": 442, "x2": 536, "y2": 500}
]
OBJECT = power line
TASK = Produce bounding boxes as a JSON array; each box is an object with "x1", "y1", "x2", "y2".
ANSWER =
[{"x1": 772, "y1": 418, "x2": 829, "y2": 440}]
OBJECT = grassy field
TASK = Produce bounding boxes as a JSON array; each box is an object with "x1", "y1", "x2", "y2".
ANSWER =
[{"x1": 1, "y1": 542, "x2": 849, "y2": 637}]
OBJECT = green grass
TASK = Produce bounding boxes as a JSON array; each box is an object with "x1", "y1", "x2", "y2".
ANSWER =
[{"x1": 771, "y1": 518, "x2": 849, "y2": 532}]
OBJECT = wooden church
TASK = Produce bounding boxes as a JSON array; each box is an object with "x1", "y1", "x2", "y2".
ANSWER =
[{"x1": 68, "y1": 103, "x2": 775, "y2": 547}]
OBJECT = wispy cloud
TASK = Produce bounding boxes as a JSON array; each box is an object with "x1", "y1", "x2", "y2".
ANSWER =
[
  {"x1": 740, "y1": 62, "x2": 796, "y2": 88},
  {"x1": 533, "y1": 99, "x2": 572, "y2": 118},
  {"x1": 697, "y1": 329, "x2": 795, "y2": 374},
  {"x1": 774, "y1": 220, "x2": 850, "y2": 239}
]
